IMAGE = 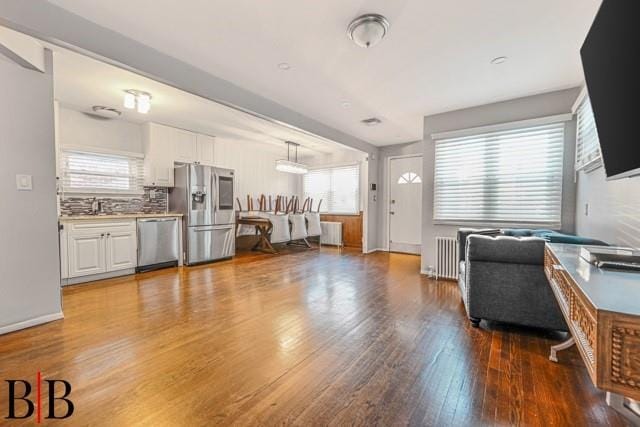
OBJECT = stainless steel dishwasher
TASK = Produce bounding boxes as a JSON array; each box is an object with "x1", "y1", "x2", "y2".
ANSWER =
[{"x1": 137, "y1": 217, "x2": 180, "y2": 272}]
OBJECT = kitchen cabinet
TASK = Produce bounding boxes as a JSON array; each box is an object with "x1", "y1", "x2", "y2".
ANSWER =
[
  {"x1": 143, "y1": 123, "x2": 217, "y2": 186},
  {"x1": 61, "y1": 219, "x2": 137, "y2": 282},
  {"x1": 106, "y1": 230, "x2": 137, "y2": 271},
  {"x1": 143, "y1": 123, "x2": 174, "y2": 187},
  {"x1": 68, "y1": 232, "x2": 106, "y2": 277},
  {"x1": 196, "y1": 134, "x2": 215, "y2": 166},
  {"x1": 173, "y1": 128, "x2": 198, "y2": 163}
]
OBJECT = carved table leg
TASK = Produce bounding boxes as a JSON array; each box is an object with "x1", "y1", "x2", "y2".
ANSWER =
[{"x1": 549, "y1": 337, "x2": 575, "y2": 362}]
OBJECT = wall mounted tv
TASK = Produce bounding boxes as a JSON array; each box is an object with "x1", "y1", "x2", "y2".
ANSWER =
[{"x1": 581, "y1": 0, "x2": 640, "y2": 180}]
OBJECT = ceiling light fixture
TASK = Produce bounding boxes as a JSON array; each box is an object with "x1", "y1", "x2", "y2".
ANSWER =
[
  {"x1": 275, "y1": 141, "x2": 308, "y2": 174},
  {"x1": 341, "y1": 101, "x2": 351, "y2": 108},
  {"x1": 347, "y1": 14, "x2": 390, "y2": 48},
  {"x1": 361, "y1": 117, "x2": 382, "y2": 126},
  {"x1": 123, "y1": 89, "x2": 153, "y2": 114},
  {"x1": 277, "y1": 62, "x2": 291, "y2": 70},
  {"x1": 90, "y1": 106, "x2": 122, "y2": 119},
  {"x1": 490, "y1": 56, "x2": 508, "y2": 65}
]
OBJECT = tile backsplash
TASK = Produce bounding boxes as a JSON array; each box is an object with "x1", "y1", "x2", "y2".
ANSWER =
[{"x1": 59, "y1": 187, "x2": 169, "y2": 216}]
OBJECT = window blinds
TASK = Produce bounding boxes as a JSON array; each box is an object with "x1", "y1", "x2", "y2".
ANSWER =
[
  {"x1": 60, "y1": 150, "x2": 145, "y2": 195},
  {"x1": 575, "y1": 95, "x2": 602, "y2": 172},
  {"x1": 303, "y1": 164, "x2": 360, "y2": 214},
  {"x1": 433, "y1": 122, "x2": 565, "y2": 226}
]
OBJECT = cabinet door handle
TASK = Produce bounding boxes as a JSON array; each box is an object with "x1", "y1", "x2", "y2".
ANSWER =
[
  {"x1": 107, "y1": 233, "x2": 111, "y2": 237},
  {"x1": 100, "y1": 233, "x2": 105, "y2": 238}
]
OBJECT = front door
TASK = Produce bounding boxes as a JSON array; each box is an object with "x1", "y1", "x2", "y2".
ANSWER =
[{"x1": 389, "y1": 156, "x2": 423, "y2": 254}]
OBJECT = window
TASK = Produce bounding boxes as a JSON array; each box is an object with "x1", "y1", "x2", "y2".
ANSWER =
[
  {"x1": 303, "y1": 164, "x2": 360, "y2": 214},
  {"x1": 398, "y1": 172, "x2": 422, "y2": 184},
  {"x1": 575, "y1": 93, "x2": 602, "y2": 172},
  {"x1": 60, "y1": 150, "x2": 144, "y2": 194},
  {"x1": 433, "y1": 120, "x2": 566, "y2": 226}
]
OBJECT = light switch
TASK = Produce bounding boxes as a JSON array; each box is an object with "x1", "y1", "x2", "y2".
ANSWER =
[{"x1": 16, "y1": 174, "x2": 33, "y2": 191}]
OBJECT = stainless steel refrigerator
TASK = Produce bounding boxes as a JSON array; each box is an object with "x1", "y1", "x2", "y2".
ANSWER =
[{"x1": 170, "y1": 164, "x2": 236, "y2": 265}]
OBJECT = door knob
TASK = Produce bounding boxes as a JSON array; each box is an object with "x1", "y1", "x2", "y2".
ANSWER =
[{"x1": 390, "y1": 211, "x2": 395, "y2": 215}]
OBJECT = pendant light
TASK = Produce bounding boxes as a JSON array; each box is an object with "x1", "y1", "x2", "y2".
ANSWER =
[{"x1": 275, "y1": 141, "x2": 308, "y2": 174}]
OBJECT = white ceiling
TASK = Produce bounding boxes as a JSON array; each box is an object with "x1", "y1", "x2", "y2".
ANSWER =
[
  {"x1": 49, "y1": 44, "x2": 353, "y2": 157},
  {"x1": 48, "y1": 0, "x2": 601, "y2": 146}
]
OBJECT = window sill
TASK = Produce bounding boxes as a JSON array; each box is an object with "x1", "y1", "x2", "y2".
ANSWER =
[{"x1": 433, "y1": 220, "x2": 561, "y2": 230}]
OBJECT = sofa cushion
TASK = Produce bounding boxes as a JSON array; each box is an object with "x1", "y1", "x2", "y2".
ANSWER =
[
  {"x1": 502, "y1": 228, "x2": 535, "y2": 237},
  {"x1": 467, "y1": 235, "x2": 546, "y2": 265}
]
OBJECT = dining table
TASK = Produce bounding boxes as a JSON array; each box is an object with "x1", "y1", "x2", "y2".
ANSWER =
[{"x1": 236, "y1": 216, "x2": 276, "y2": 253}]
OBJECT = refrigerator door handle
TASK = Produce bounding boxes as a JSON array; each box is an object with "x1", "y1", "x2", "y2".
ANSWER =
[{"x1": 213, "y1": 173, "x2": 218, "y2": 212}]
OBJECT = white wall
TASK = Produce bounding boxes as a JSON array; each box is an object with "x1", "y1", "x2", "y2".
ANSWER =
[
  {"x1": 576, "y1": 167, "x2": 640, "y2": 248},
  {"x1": 418, "y1": 88, "x2": 581, "y2": 272},
  {"x1": 58, "y1": 106, "x2": 142, "y2": 153},
  {"x1": 0, "y1": 50, "x2": 62, "y2": 333},
  {"x1": 213, "y1": 138, "x2": 299, "y2": 206}
]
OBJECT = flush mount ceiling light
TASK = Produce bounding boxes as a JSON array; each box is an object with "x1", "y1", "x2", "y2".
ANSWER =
[
  {"x1": 361, "y1": 117, "x2": 382, "y2": 126},
  {"x1": 275, "y1": 141, "x2": 308, "y2": 174},
  {"x1": 90, "y1": 106, "x2": 122, "y2": 119},
  {"x1": 490, "y1": 56, "x2": 508, "y2": 65},
  {"x1": 277, "y1": 62, "x2": 291, "y2": 70},
  {"x1": 347, "y1": 14, "x2": 390, "y2": 48},
  {"x1": 123, "y1": 89, "x2": 153, "y2": 114},
  {"x1": 341, "y1": 101, "x2": 351, "y2": 108}
]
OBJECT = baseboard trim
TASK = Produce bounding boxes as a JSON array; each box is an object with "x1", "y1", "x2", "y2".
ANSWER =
[
  {"x1": 365, "y1": 248, "x2": 387, "y2": 254},
  {"x1": 0, "y1": 311, "x2": 64, "y2": 335}
]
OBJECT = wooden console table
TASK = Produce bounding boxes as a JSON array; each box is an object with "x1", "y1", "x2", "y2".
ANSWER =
[{"x1": 544, "y1": 243, "x2": 640, "y2": 422}]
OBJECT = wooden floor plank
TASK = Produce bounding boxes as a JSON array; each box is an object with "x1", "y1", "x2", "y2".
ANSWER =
[{"x1": 0, "y1": 249, "x2": 626, "y2": 426}]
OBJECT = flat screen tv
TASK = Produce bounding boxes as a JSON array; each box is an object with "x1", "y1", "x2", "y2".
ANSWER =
[{"x1": 581, "y1": 0, "x2": 640, "y2": 180}]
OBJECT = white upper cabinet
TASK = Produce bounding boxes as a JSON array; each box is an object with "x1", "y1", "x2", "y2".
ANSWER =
[
  {"x1": 173, "y1": 128, "x2": 198, "y2": 163},
  {"x1": 143, "y1": 122, "x2": 216, "y2": 186},
  {"x1": 196, "y1": 133, "x2": 215, "y2": 166},
  {"x1": 143, "y1": 123, "x2": 174, "y2": 187}
]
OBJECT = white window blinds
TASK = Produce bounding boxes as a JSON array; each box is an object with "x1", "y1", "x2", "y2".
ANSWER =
[
  {"x1": 303, "y1": 164, "x2": 360, "y2": 214},
  {"x1": 575, "y1": 94, "x2": 602, "y2": 172},
  {"x1": 60, "y1": 150, "x2": 144, "y2": 195},
  {"x1": 434, "y1": 121, "x2": 565, "y2": 226}
]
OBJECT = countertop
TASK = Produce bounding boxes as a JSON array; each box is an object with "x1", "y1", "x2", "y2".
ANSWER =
[
  {"x1": 547, "y1": 243, "x2": 640, "y2": 316},
  {"x1": 59, "y1": 213, "x2": 183, "y2": 221}
]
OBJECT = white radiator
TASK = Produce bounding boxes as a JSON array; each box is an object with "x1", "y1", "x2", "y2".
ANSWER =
[
  {"x1": 320, "y1": 221, "x2": 343, "y2": 246},
  {"x1": 435, "y1": 237, "x2": 459, "y2": 280}
]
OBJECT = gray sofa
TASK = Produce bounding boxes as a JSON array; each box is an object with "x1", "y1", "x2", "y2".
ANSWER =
[{"x1": 457, "y1": 228, "x2": 567, "y2": 331}]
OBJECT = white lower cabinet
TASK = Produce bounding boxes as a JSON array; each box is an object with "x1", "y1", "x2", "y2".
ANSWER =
[
  {"x1": 106, "y1": 230, "x2": 137, "y2": 271},
  {"x1": 61, "y1": 219, "x2": 137, "y2": 282},
  {"x1": 68, "y1": 232, "x2": 106, "y2": 277}
]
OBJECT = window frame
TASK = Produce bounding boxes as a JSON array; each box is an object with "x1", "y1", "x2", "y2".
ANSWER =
[
  {"x1": 573, "y1": 87, "x2": 603, "y2": 173},
  {"x1": 302, "y1": 162, "x2": 361, "y2": 215},
  {"x1": 59, "y1": 147, "x2": 145, "y2": 196},
  {"x1": 431, "y1": 114, "x2": 570, "y2": 228}
]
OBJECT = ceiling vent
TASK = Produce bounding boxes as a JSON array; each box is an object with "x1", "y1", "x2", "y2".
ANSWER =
[
  {"x1": 88, "y1": 106, "x2": 122, "y2": 119},
  {"x1": 361, "y1": 117, "x2": 382, "y2": 126}
]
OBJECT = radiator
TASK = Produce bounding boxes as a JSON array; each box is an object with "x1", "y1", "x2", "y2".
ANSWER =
[
  {"x1": 435, "y1": 237, "x2": 459, "y2": 280},
  {"x1": 320, "y1": 221, "x2": 343, "y2": 246}
]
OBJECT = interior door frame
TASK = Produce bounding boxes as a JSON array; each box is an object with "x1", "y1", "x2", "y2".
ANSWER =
[{"x1": 386, "y1": 153, "x2": 424, "y2": 252}]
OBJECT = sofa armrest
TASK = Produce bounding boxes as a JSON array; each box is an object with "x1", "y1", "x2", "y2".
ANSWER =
[
  {"x1": 457, "y1": 228, "x2": 501, "y2": 263},
  {"x1": 467, "y1": 235, "x2": 546, "y2": 265}
]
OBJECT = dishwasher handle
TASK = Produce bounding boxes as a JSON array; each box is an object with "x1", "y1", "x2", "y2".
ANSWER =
[{"x1": 138, "y1": 218, "x2": 177, "y2": 223}]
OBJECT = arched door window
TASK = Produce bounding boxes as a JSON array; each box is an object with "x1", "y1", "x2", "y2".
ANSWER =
[{"x1": 397, "y1": 172, "x2": 422, "y2": 184}]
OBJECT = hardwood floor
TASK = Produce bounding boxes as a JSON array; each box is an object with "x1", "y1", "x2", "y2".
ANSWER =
[{"x1": 0, "y1": 249, "x2": 626, "y2": 426}]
